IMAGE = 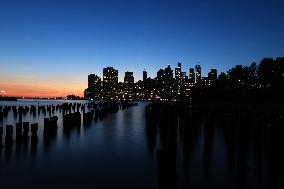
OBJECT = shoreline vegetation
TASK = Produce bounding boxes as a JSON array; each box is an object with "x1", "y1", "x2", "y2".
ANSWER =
[
  {"x1": 189, "y1": 57, "x2": 284, "y2": 105},
  {"x1": 0, "y1": 96, "x2": 18, "y2": 101}
]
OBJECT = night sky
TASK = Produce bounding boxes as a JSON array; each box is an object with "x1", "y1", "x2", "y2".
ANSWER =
[{"x1": 0, "y1": 0, "x2": 284, "y2": 97}]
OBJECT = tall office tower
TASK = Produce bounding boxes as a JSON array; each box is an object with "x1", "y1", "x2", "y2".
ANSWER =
[
  {"x1": 164, "y1": 64, "x2": 174, "y2": 98},
  {"x1": 175, "y1": 62, "x2": 182, "y2": 95},
  {"x1": 145, "y1": 78, "x2": 156, "y2": 99},
  {"x1": 175, "y1": 62, "x2": 181, "y2": 81},
  {"x1": 103, "y1": 67, "x2": 118, "y2": 85},
  {"x1": 103, "y1": 67, "x2": 118, "y2": 98},
  {"x1": 143, "y1": 69, "x2": 147, "y2": 82},
  {"x1": 156, "y1": 69, "x2": 165, "y2": 96},
  {"x1": 195, "y1": 64, "x2": 201, "y2": 83},
  {"x1": 208, "y1": 69, "x2": 217, "y2": 81},
  {"x1": 124, "y1": 71, "x2": 134, "y2": 84},
  {"x1": 189, "y1": 68, "x2": 195, "y2": 84},
  {"x1": 123, "y1": 71, "x2": 134, "y2": 99},
  {"x1": 88, "y1": 74, "x2": 101, "y2": 89},
  {"x1": 181, "y1": 72, "x2": 190, "y2": 96},
  {"x1": 165, "y1": 64, "x2": 174, "y2": 80},
  {"x1": 85, "y1": 74, "x2": 102, "y2": 99}
]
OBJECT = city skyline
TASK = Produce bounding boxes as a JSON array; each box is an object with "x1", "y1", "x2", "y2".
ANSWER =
[
  {"x1": 1, "y1": 0, "x2": 284, "y2": 97},
  {"x1": 84, "y1": 62, "x2": 219, "y2": 100}
]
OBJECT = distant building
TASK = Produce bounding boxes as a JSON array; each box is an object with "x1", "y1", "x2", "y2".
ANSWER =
[
  {"x1": 208, "y1": 69, "x2": 217, "y2": 81},
  {"x1": 133, "y1": 80, "x2": 143, "y2": 100},
  {"x1": 84, "y1": 74, "x2": 101, "y2": 99},
  {"x1": 195, "y1": 65, "x2": 201, "y2": 84},
  {"x1": 189, "y1": 68, "x2": 195, "y2": 84},
  {"x1": 156, "y1": 69, "x2": 164, "y2": 98},
  {"x1": 142, "y1": 69, "x2": 148, "y2": 98},
  {"x1": 181, "y1": 72, "x2": 187, "y2": 80},
  {"x1": 181, "y1": 72, "x2": 189, "y2": 96},
  {"x1": 123, "y1": 71, "x2": 134, "y2": 99},
  {"x1": 103, "y1": 67, "x2": 118, "y2": 88},
  {"x1": 116, "y1": 82, "x2": 125, "y2": 99},
  {"x1": 157, "y1": 69, "x2": 164, "y2": 79},
  {"x1": 175, "y1": 62, "x2": 181, "y2": 80},
  {"x1": 103, "y1": 67, "x2": 118, "y2": 99},
  {"x1": 165, "y1": 65, "x2": 174, "y2": 79},
  {"x1": 201, "y1": 77, "x2": 211, "y2": 86},
  {"x1": 164, "y1": 64, "x2": 174, "y2": 98},
  {"x1": 144, "y1": 77, "x2": 156, "y2": 100},
  {"x1": 143, "y1": 70, "x2": 147, "y2": 82},
  {"x1": 175, "y1": 62, "x2": 182, "y2": 95},
  {"x1": 103, "y1": 67, "x2": 118, "y2": 83},
  {"x1": 124, "y1": 71, "x2": 134, "y2": 84},
  {"x1": 88, "y1": 74, "x2": 101, "y2": 89}
]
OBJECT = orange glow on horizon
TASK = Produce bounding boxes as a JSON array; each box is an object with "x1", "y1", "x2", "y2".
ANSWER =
[
  {"x1": 0, "y1": 75, "x2": 86, "y2": 98},
  {"x1": 0, "y1": 84, "x2": 84, "y2": 98}
]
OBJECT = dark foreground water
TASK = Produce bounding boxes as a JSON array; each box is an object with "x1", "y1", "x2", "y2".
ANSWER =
[{"x1": 0, "y1": 100, "x2": 283, "y2": 189}]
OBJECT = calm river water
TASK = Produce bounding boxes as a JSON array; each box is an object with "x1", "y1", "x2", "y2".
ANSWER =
[{"x1": 0, "y1": 99, "x2": 283, "y2": 189}]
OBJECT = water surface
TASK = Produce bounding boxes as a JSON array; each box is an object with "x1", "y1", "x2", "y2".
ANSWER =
[{"x1": 0, "y1": 100, "x2": 283, "y2": 189}]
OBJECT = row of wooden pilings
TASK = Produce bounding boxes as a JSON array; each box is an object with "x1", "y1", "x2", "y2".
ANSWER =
[
  {"x1": 0, "y1": 103, "x2": 88, "y2": 117},
  {"x1": 63, "y1": 101, "x2": 138, "y2": 127},
  {"x1": 145, "y1": 101, "x2": 284, "y2": 189},
  {"x1": 0, "y1": 122, "x2": 40, "y2": 148},
  {"x1": 1, "y1": 101, "x2": 138, "y2": 150},
  {"x1": 145, "y1": 101, "x2": 190, "y2": 189},
  {"x1": 0, "y1": 101, "x2": 138, "y2": 118},
  {"x1": 0, "y1": 115, "x2": 59, "y2": 149}
]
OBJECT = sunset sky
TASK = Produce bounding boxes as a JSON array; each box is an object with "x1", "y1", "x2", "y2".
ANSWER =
[{"x1": 0, "y1": 0, "x2": 284, "y2": 97}]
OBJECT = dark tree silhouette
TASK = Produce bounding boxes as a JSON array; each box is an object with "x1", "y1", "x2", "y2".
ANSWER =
[
  {"x1": 258, "y1": 58, "x2": 274, "y2": 86},
  {"x1": 189, "y1": 57, "x2": 284, "y2": 103}
]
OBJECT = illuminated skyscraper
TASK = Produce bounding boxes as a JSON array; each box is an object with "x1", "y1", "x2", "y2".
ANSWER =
[
  {"x1": 175, "y1": 62, "x2": 181, "y2": 80},
  {"x1": 103, "y1": 67, "x2": 118, "y2": 87},
  {"x1": 195, "y1": 64, "x2": 201, "y2": 83},
  {"x1": 181, "y1": 72, "x2": 190, "y2": 96},
  {"x1": 156, "y1": 69, "x2": 165, "y2": 97},
  {"x1": 124, "y1": 71, "x2": 134, "y2": 84},
  {"x1": 84, "y1": 74, "x2": 101, "y2": 99},
  {"x1": 124, "y1": 71, "x2": 134, "y2": 99},
  {"x1": 175, "y1": 62, "x2": 182, "y2": 95},
  {"x1": 103, "y1": 67, "x2": 118, "y2": 99},
  {"x1": 189, "y1": 68, "x2": 195, "y2": 84}
]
